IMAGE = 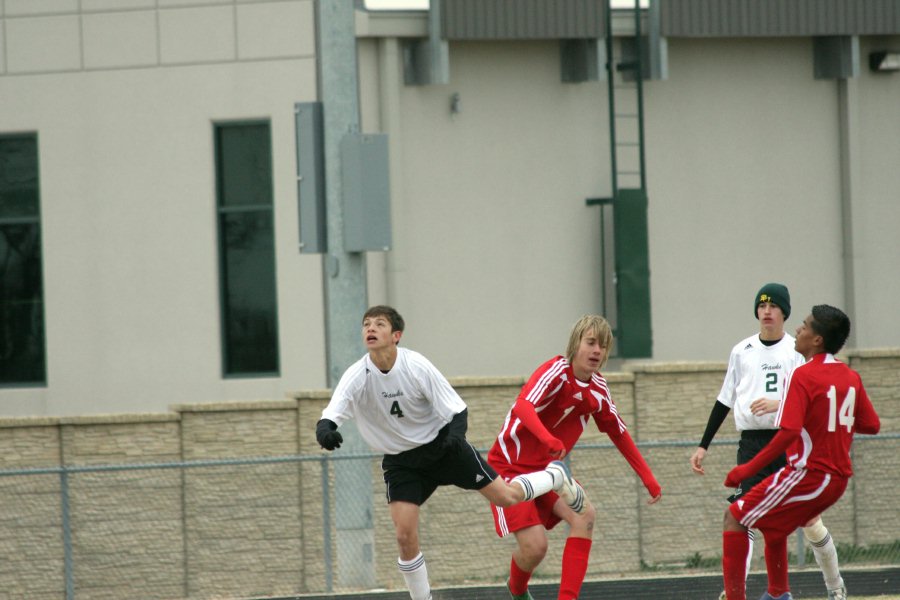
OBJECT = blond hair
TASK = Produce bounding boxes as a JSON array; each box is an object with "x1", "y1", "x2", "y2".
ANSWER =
[{"x1": 565, "y1": 315, "x2": 614, "y2": 369}]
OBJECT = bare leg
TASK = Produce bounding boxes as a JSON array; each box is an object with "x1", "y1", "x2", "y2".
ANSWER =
[{"x1": 391, "y1": 501, "x2": 431, "y2": 600}]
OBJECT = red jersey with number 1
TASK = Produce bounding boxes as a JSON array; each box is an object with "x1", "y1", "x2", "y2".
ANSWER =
[
  {"x1": 776, "y1": 353, "x2": 880, "y2": 477},
  {"x1": 488, "y1": 356, "x2": 625, "y2": 474}
]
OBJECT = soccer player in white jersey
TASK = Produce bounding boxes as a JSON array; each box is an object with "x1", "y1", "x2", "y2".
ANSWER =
[
  {"x1": 690, "y1": 284, "x2": 848, "y2": 600},
  {"x1": 720, "y1": 305, "x2": 879, "y2": 600},
  {"x1": 488, "y1": 315, "x2": 661, "y2": 600},
  {"x1": 316, "y1": 306, "x2": 583, "y2": 600}
]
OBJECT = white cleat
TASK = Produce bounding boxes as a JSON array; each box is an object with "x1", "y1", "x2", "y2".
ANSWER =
[
  {"x1": 546, "y1": 460, "x2": 586, "y2": 514},
  {"x1": 827, "y1": 586, "x2": 847, "y2": 600}
]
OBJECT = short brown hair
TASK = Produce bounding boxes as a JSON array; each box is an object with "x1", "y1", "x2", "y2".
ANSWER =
[
  {"x1": 363, "y1": 305, "x2": 405, "y2": 333},
  {"x1": 565, "y1": 315, "x2": 614, "y2": 368}
]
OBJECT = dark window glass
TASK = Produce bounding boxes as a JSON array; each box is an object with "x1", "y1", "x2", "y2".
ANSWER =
[
  {"x1": 0, "y1": 134, "x2": 46, "y2": 385},
  {"x1": 215, "y1": 123, "x2": 279, "y2": 375},
  {"x1": 217, "y1": 125, "x2": 274, "y2": 207}
]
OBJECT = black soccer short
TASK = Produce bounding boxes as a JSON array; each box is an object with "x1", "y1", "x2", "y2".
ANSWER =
[
  {"x1": 728, "y1": 429, "x2": 787, "y2": 503},
  {"x1": 382, "y1": 429, "x2": 498, "y2": 506}
]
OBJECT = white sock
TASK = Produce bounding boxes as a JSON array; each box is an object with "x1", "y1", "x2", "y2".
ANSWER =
[
  {"x1": 398, "y1": 552, "x2": 431, "y2": 600},
  {"x1": 745, "y1": 529, "x2": 755, "y2": 578},
  {"x1": 804, "y1": 523, "x2": 845, "y2": 591},
  {"x1": 510, "y1": 470, "x2": 555, "y2": 501}
]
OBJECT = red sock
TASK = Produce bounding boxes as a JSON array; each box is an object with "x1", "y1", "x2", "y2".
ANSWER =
[
  {"x1": 508, "y1": 556, "x2": 532, "y2": 596},
  {"x1": 558, "y1": 537, "x2": 592, "y2": 600},
  {"x1": 764, "y1": 536, "x2": 790, "y2": 596},
  {"x1": 723, "y1": 530, "x2": 749, "y2": 600}
]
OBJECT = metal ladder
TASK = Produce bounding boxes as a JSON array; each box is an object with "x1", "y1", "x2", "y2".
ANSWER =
[
  {"x1": 585, "y1": 0, "x2": 656, "y2": 358},
  {"x1": 607, "y1": 0, "x2": 648, "y2": 195}
]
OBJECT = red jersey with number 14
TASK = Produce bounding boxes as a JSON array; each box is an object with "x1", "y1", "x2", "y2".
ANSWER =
[
  {"x1": 776, "y1": 353, "x2": 880, "y2": 477},
  {"x1": 488, "y1": 356, "x2": 625, "y2": 474}
]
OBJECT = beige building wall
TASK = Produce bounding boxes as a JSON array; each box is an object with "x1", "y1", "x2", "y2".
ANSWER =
[
  {"x1": 359, "y1": 31, "x2": 900, "y2": 377},
  {"x1": 645, "y1": 35, "x2": 900, "y2": 362},
  {"x1": 0, "y1": 1, "x2": 326, "y2": 417},
  {"x1": 848, "y1": 36, "x2": 900, "y2": 348},
  {"x1": 359, "y1": 37, "x2": 613, "y2": 378},
  {"x1": 647, "y1": 36, "x2": 844, "y2": 361},
  {"x1": 1, "y1": 4, "x2": 898, "y2": 418}
]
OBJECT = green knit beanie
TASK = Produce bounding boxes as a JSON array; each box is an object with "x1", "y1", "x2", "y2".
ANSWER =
[{"x1": 754, "y1": 283, "x2": 791, "y2": 320}]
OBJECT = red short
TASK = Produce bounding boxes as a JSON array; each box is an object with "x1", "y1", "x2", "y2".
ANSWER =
[
  {"x1": 491, "y1": 479, "x2": 563, "y2": 537},
  {"x1": 729, "y1": 467, "x2": 848, "y2": 539}
]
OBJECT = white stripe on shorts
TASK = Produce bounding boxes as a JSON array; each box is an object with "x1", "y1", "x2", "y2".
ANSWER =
[
  {"x1": 741, "y1": 468, "x2": 806, "y2": 529},
  {"x1": 495, "y1": 505, "x2": 510, "y2": 537},
  {"x1": 784, "y1": 473, "x2": 830, "y2": 505}
]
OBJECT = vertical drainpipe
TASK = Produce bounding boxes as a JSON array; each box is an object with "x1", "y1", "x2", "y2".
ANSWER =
[
  {"x1": 632, "y1": 0, "x2": 647, "y2": 193},
  {"x1": 605, "y1": 0, "x2": 618, "y2": 196},
  {"x1": 837, "y1": 76, "x2": 860, "y2": 349},
  {"x1": 378, "y1": 37, "x2": 405, "y2": 306},
  {"x1": 837, "y1": 69, "x2": 861, "y2": 546}
]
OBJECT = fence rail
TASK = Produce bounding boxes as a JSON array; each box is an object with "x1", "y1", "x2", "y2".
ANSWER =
[{"x1": 0, "y1": 435, "x2": 897, "y2": 599}]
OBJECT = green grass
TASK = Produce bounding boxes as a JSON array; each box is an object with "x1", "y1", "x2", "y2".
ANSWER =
[
  {"x1": 791, "y1": 539, "x2": 900, "y2": 565},
  {"x1": 639, "y1": 553, "x2": 720, "y2": 572}
]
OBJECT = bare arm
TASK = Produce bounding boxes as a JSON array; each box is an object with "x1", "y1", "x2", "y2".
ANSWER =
[{"x1": 690, "y1": 400, "x2": 731, "y2": 475}]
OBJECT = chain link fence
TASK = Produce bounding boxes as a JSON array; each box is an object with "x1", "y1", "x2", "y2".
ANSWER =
[{"x1": 0, "y1": 435, "x2": 897, "y2": 600}]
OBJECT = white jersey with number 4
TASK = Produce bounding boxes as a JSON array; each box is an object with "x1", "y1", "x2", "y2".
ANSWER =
[
  {"x1": 717, "y1": 333, "x2": 805, "y2": 431},
  {"x1": 321, "y1": 347, "x2": 467, "y2": 454}
]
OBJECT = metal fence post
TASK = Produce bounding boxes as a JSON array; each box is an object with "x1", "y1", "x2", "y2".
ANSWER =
[
  {"x1": 321, "y1": 456, "x2": 333, "y2": 592},
  {"x1": 60, "y1": 468, "x2": 74, "y2": 600}
]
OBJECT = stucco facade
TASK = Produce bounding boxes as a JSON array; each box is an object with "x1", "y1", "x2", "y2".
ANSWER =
[{"x1": 0, "y1": 2, "x2": 897, "y2": 416}]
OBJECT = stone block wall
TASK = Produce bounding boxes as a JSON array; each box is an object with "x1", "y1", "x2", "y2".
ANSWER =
[{"x1": 0, "y1": 350, "x2": 896, "y2": 598}]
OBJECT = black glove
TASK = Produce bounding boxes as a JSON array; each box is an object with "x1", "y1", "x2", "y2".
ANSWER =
[{"x1": 316, "y1": 418, "x2": 343, "y2": 451}]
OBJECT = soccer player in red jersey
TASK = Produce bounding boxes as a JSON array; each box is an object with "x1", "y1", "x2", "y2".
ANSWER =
[
  {"x1": 720, "y1": 305, "x2": 881, "y2": 600},
  {"x1": 487, "y1": 315, "x2": 662, "y2": 600}
]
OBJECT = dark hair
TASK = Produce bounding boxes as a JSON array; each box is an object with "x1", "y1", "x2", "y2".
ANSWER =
[
  {"x1": 810, "y1": 304, "x2": 851, "y2": 354},
  {"x1": 363, "y1": 305, "x2": 405, "y2": 333}
]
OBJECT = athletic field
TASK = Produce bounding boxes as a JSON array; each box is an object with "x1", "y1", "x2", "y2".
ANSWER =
[{"x1": 284, "y1": 566, "x2": 900, "y2": 599}]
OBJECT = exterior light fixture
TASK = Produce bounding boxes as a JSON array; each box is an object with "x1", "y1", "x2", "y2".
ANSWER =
[{"x1": 869, "y1": 51, "x2": 900, "y2": 72}]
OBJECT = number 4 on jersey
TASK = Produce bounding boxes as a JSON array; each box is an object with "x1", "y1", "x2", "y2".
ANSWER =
[
  {"x1": 827, "y1": 385, "x2": 855, "y2": 432},
  {"x1": 390, "y1": 401, "x2": 404, "y2": 418}
]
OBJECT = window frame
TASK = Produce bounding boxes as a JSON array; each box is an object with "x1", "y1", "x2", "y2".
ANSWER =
[
  {"x1": 0, "y1": 132, "x2": 47, "y2": 387},
  {"x1": 213, "y1": 120, "x2": 281, "y2": 378}
]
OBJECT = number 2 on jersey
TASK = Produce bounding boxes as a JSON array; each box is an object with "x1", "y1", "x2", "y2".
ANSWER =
[{"x1": 827, "y1": 385, "x2": 855, "y2": 432}]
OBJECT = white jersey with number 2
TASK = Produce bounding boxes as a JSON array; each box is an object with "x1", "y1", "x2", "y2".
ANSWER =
[
  {"x1": 321, "y1": 347, "x2": 467, "y2": 454},
  {"x1": 717, "y1": 333, "x2": 805, "y2": 432}
]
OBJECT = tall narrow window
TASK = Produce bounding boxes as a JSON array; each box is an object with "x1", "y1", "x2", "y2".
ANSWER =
[
  {"x1": 0, "y1": 134, "x2": 46, "y2": 385},
  {"x1": 215, "y1": 123, "x2": 279, "y2": 376}
]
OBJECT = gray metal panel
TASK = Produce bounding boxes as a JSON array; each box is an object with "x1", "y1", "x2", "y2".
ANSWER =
[
  {"x1": 814, "y1": 35, "x2": 859, "y2": 79},
  {"x1": 403, "y1": 0, "x2": 449, "y2": 85},
  {"x1": 442, "y1": 0, "x2": 606, "y2": 40},
  {"x1": 341, "y1": 133, "x2": 392, "y2": 253},
  {"x1": 560, "y1": 39, "x2": 606, "y2": 82},
  {"x1": 294, "y1": 102, "x2": 326, "y2": 254},
  {"x1": 661, "y1": 0, "x2": 900, "y2": 37}
]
